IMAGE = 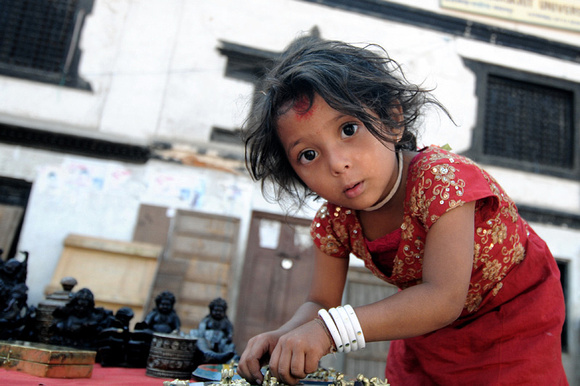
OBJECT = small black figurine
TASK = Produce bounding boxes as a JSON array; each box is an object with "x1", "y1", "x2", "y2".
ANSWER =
[
  {"x1": 0, "y1": 280, "x2": 36, "y2": 341},
  {"x1": 193, "y1": 297, "x2": 237, "y2": 365},
  {"x1": 50, "y1": 288, "x2": 115, "y2": 350},
  {"x1": 0, "y1": 251, "x2": 36, "y2": 341},
  {"x1": 139, "y1": 291, "x2": 181, "y2": 334}
]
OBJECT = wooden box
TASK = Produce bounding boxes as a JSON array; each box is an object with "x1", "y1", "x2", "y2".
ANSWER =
[{"x1": 0, "y1": 340, "x2": 96, "y2": 378}]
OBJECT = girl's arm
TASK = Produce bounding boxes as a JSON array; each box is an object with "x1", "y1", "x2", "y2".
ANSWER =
[
  {"x1": 237, "y1": 246, "x2": 349, "y2": 384},
  {"x1": 241, "y1": 201, "x2": 474, "y2": 385},
  {"x1": 356, "y1": 201, "x2": 475, "y2": 341}
]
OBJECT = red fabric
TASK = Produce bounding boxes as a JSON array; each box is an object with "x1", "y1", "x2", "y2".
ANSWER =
[
  {"x1": 365, "y1": 228, "x2": 401, "y2": 276},
  {"x1": 386, "y1": 227, "x2": 567, "y2": 385},
  {"x1": 0, "y1": 364, "x2": 176, "y2": 385},
  {"x1": 310, "y1": 146, "x2": 568, "y2": 384}
]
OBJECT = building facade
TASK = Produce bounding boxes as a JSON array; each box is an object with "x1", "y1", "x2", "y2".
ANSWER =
[{"x1": 0, "y1": 0, "x2": 579, "y2": 381}]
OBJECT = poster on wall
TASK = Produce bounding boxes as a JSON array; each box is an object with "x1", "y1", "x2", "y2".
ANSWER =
[{"x1": 440, "y1": 0, "x2": 580, "y2": 32}]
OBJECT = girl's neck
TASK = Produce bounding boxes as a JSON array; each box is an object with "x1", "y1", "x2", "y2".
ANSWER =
[{"x1": 358, "y1": 151, "x2": 415, "y2": 241}]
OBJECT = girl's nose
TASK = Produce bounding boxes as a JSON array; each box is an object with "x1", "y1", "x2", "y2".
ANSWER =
[{"x1": 329, "y1": 152, "x2": 351, "y2": 176}]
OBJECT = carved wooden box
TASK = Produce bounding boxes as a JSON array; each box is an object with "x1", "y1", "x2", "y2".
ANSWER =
[{"x1": 0, "y1": 340, "x2": 96, "y2": 378}]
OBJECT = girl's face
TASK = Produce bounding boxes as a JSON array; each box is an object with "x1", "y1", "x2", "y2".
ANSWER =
[{"x1": 277, "y1": 93, "x2": 400, "y2": 210}]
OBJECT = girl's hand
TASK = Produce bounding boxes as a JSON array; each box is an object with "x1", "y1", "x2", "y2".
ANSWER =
[
  {"x1": 268, "y1": 319, "x2": 333, "y2": 385},
  {"x1": 237, "y1": 330, "x2": 281, "y2": 384}
]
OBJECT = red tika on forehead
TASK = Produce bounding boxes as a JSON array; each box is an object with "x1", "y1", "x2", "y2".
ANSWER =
[{"x1": 293, "y1": 95, "x2": 315, "y2": 121}]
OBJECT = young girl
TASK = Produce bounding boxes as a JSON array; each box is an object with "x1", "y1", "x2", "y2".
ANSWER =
[{"x1": 237, "y1": 36, "x2": 567, "y2": 385}]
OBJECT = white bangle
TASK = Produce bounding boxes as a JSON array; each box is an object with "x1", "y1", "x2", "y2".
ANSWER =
[
  {"x1": 337, "y1": 306, "x2": 358, "y2": 351},
  {"x1": 344, "y1": 304, "x2": 365, "y2": 350},
  {"x1": 318, "y1": 309, "x2": 344, "y2": 352},
  {"x1": 329, "y1": 308, "x2": 351, "y2": 353}
]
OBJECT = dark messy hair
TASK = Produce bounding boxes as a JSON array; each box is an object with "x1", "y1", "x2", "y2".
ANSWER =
[{"x1": 244, "y1": 36, "x2": 450, "y2": 207}]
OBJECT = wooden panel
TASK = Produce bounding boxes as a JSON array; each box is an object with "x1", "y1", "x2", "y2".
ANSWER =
[
  {"x1": 176, "y1": 304, "x2": 209, "y2": 328},
  {"x1": 169, "y1": 234, "x2": 234, "y2": 262},
  {"x1": 46, "y1": 234, "x2": 162, "y2": 328},
  {"x1": 179, "y1": 281, "x2": 228, "y2": 304},
  {"x1": 0, "y1": 204, "x2": 24, "y2": 260},
  {"x1": 174, "y1": 214, "x2": 238, "y2": 239},
  {"x1": 132, "y1": 204, "x2": 172, "y2": 245},
  {"x1": 184, "y1": 260, "x2": 230, "y2": 285},
  {"x1": 148, "y1": 210, "x2": 240, "y2": 332}
]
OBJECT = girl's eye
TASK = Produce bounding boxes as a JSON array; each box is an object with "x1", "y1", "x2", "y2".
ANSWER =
[
  {"x1": 298, "y1": 149, "x2": 318, "y2": 164},
  {"x1": 341, "y1": 123, "x2": 359, "y2": 138}
]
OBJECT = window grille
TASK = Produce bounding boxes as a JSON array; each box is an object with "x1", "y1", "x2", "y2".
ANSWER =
[
  {"x1": 465, "y1": 59, "x2": 579, "y2": 179},
  {"x1": 483, "y1": 75, "x2": 574, "y2": 169},
  {"x1": 0, "y1": 0, "x2": 92, "y2": 88}
]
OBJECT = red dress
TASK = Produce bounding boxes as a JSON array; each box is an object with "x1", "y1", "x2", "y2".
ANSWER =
[{"x1": 310, "y1": 146, "x2": 567, "y2": 385}]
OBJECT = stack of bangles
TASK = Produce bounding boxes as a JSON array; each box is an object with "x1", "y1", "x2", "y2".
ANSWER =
[{"x1": 317, "y1": 305, "x2": 365, "y2": 353}]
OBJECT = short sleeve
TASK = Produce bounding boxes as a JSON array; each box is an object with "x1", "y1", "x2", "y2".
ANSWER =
[
  {"x1": 408, "y1": 148, "x2": 499, "y2": 230},
  {"x1": 310, "y1": 202, "x2": 353, "y2": 259}
]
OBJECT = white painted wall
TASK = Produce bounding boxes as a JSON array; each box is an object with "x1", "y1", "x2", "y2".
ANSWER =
[{"x1": 0, "y1": 0, "x2": 578, "y2": 382}]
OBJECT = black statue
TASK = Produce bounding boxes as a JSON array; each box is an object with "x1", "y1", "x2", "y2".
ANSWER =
[
  {"x1": 138, "y1": 291, "x2": 181, "y2": 334},
  {"x1": 0, "y1": 280, "x2": 36, "y2": 341},
  {"x1": 193, "y1": 297, "x2": 237, "y2": 364},
  {"x1": 50, "y1": 288, "x2": 115, "y2": 350},
  {"x1": 97, "y1": 307, "x2": 153, "y2": 367},
  {"x1": 0, "y1": 251, "x2": 36, "y2": 341},
  {"x1": 0, "y1": 251, "x2": 29, "y2": 287}
]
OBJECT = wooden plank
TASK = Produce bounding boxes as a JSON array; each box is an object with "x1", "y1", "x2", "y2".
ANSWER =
[
  {"x1": 155, "y1": 260, "x2": 189, "y2": 276},
  {"x1": 184, "y1": 260, "x2": 230, "y2": 285},
  {"x1": 174, "y1": 212, "x2": 239, "y2": 238},
  {"x1": 174, "y1": 304, "x2": 209, "y2": 331},
  {"x1": 0, "y1": 204, "x2": 23, "y2": 259},
  {"x1": 64, "y1": 234, "x2": 162, "y2": 258},
  {"x1": 169, "y1": 234, "x2": 234, "y2": 262},
  {"x1": 179, "y1": 282, "x2": 228, "y2": 303},
  {"x1": 132, "y1": 204, "x2": 172, "y2": 245}
]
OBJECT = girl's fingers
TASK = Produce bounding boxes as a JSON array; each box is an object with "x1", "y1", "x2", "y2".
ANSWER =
[
  {"x1": 238, "y1": 356, "x2": 264, "y2": 384},
  {"x1": 269, "y1": 338, "x2": 308, "y2": 385},
  {"x1": 238, "y1": 336, "x2": 271, "y2": 384}
]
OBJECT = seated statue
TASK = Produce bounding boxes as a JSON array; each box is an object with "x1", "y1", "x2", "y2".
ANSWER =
[
  {"x1": 0, "y1": 281, "x2": 36, "y2": 341},
  {"x1": 138, "y1": 291, "x2": 181, "y2": 334},
  {"x1": 50, "y1": 288, "x2": 114, "y2": 350},
  {"x1": 193, "y1": 297, "x2": 238, "y2": 365}
]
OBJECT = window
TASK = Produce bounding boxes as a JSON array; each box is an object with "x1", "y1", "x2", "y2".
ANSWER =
[
  {"x1": 0, "y1": 0, "x2": 93, "y2": 89},
  {"x1": 214, "y1": 40, "x2": 279, "y2": 146},
  {"x1": 465, "y1": 59, "x2": 580, "y2": 179}
]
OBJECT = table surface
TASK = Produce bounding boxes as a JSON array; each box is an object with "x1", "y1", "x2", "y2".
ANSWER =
[{"x1": 0, "y1": 363, "x2": 184, "y2": 385}]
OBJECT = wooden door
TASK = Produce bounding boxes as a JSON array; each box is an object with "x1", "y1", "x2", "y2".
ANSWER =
[
  {"x1": 147, "y1": 209, "x2": 240, "y2": 332},
  {"x1": 234, "y1": 211, "x2": 314, "y2": 352}
]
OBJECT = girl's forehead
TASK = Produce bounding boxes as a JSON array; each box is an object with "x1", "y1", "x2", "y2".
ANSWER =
[
  {"x1": 293, "y1": 95, "x2": 311, "y2": 112},
  {"x1": 292, "y1": 95, "x2": 317, "y2": 121}
]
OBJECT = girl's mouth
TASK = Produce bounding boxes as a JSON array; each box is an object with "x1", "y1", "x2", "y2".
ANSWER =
[{"x1": 344, "y1": 182, "x2": 364, "y2": 199}]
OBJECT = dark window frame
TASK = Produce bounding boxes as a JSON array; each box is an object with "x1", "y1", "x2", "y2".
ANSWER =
[
  {"x1": 0, "y1": 0, "x2": 94, "y2": 90},
  {"x1": 464, "y1": 59, "x2": 580, "y2": 180}
]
